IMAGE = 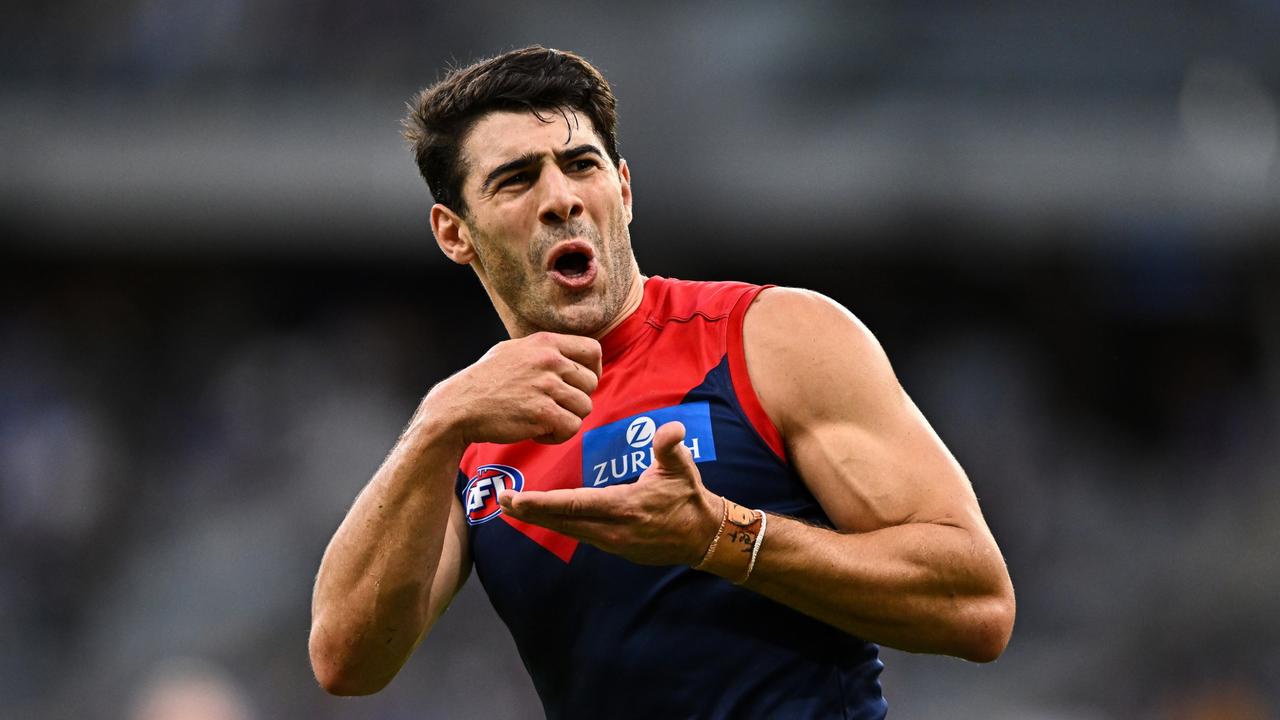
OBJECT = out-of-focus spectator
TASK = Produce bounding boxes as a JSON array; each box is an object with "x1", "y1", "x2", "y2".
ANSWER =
[{"x1": 128, "y1": 657, "x2": 255, "y2": 720}]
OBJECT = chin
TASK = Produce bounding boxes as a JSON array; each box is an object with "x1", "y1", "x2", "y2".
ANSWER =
[
  {"x1": 546, "y1": 303, "x2": 609, "y2": 336},
  {"x1": 552, "y1": 316, "x2": 607, "y2": 337}
]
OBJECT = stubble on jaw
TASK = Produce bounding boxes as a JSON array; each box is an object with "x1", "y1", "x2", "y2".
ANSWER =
[{"x1": 467, "y1": 206, "x2": 636, "y2": 338}]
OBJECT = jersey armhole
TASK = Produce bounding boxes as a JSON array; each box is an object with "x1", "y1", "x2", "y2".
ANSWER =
[{"x1": 727, "y1": 285, "x2": 788, "y2": 463}]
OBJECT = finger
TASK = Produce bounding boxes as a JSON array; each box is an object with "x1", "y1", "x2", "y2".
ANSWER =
[
  {"x1": 503, "y1": 510, "x2": 620, "y2": 546},
  {"x1": 500, "y1": 485, "x2": 627, "y2": 520},
  {"x1": 650, "y1": 421, "x2": 697, "y2": 474},
  {"x1": 543, "y1": 333, "x2": 603, "y2": 379},
  {"x1": 556, "y1": 357, "x2": 599, "y2": 395},
  {"x1": 547, "y1": 381, "x2": 592, "y2": 419},
  {"x1": 532, "y1": 403, "x2": 583, "y2": 444}
]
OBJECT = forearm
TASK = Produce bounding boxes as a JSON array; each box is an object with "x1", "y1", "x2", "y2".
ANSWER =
[
  {"x1": 737, "y1": 513, "x2": 1014, "y2": 662},
  {"x1": 309, "y1": 414, "x2": 466, "y2": 694}
]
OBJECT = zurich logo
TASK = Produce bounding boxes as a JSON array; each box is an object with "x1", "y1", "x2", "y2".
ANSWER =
[
  {"x1": 463, "y1": 464, "x2": 524, "y2": 526},
  {"x1": 582, "y1": 402, "x2": 718, "y2": 488},
  {"x1": 626, "y1": 416, "x2": 656, "y2": 448}
]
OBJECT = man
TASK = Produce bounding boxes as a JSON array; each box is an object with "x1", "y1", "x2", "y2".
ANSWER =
[{"x1": 309, "y1": 46, "x2": 1014, "y2": 718}]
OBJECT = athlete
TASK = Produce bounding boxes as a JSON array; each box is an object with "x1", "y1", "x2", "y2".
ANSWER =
[{"x1": 309, "y1": 46, "x2": 1015, "y2": 718}]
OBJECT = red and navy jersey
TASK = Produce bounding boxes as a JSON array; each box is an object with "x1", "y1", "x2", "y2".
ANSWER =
[{"x1": 456, "y1": 276, "x2": 887, "y2": 720}]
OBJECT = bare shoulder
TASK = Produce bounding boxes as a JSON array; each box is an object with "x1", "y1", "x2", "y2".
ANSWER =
[
  {"x1": 743, "y1": 286, "x2": 901, "y2": 435},
  {"x1": 742, "y1": 288, "x2": 976, "y2": 534}
]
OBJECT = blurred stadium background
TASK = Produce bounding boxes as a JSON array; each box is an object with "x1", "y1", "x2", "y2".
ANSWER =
[{"x1": 3, "y1": 2, "x2": 1279, "y2": 718}]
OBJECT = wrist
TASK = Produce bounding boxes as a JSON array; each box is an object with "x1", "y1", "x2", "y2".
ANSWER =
[
  {"x1": 692, "y1": 497, "x2": 767, "y2": 584},
  {"x1": 691, "y1": 496, "x2": 727, "y2": 567},
  {"x1": 406, "y1": 388, "x2": 469, "y2": 458}
]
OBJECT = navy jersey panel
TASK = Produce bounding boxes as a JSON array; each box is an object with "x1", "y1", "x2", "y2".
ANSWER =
[{"x1": 459, "y1": 277, "x2": 887, "y2": 719}]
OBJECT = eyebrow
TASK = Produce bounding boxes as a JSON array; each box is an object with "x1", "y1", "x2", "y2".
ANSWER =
[{"x1": 479, "y1": 144, "x2": 605, "y2": 194}]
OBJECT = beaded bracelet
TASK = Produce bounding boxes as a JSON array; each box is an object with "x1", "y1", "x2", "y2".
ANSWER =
[{"x1": 741, "y1": 511, "x2": 768, "y2": 584}]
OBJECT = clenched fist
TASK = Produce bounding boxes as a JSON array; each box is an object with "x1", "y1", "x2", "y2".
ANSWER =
[{"x1": 421, "y1": 332, "x2": 603, "y2": 447}]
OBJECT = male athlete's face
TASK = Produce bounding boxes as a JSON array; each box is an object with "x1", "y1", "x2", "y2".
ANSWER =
[{"x1": 442, "y1": 109, "x2": 637, "y2": 338}]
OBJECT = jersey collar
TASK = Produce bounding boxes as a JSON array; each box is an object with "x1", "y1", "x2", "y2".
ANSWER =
[{"x1": 599, "y1": 275, "x2": 662, "y2": 363}]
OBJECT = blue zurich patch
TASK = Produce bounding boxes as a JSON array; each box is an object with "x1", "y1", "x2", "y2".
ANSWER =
[{"x1": 581, "y1": 401, "x2": 718, "y2": 488}]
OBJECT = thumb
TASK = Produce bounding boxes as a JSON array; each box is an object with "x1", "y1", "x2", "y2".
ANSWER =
[{"x1": 650, "y1": 421, "x2": 694, "y2": 473}]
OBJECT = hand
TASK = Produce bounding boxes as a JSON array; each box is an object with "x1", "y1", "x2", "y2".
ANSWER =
[
  {"x1": 423, "y1": 332, "x2": 602, "y2": 447},
  {"x1": 498, "y1": 421, "x2": 722, "y2": 566}
]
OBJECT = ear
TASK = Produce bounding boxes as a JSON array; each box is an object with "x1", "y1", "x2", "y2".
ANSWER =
[
  {"x1": 430, "y1": 203, "x2": 475, "y2": 265},
  {"x1": 617, "y1": 158, "x2": 633, "y2": 224}
]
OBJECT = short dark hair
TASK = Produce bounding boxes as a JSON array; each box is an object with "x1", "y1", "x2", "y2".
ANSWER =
[{"x1": 403, "y1": 46, "x2": 621, "y2": 216}]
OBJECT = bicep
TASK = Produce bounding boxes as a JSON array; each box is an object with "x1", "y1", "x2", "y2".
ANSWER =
[
  {"x1": 744, "y1": 288, "x2": 985, "y2": 534},
  {"x1": 786, "y1": 388, "x2": 983, "y2": 534}
]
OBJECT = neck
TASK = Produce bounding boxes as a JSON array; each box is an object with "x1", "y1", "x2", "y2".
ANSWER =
[{"x1": 592, "y1": 272, "x2": 646, "y2": 340}]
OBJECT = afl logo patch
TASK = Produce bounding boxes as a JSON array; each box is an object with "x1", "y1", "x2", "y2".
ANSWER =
[{"x1": 464, "y1": 464, "x2": 524, "y2": 526}]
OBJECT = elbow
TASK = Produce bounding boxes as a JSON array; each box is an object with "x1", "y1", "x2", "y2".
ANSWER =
[
  {"x1": 959, "y1": 588, "x2": 1016, "y2": 663},
  {"x1": 312, "y1": 663, "x2": 389, "y2": 698},
  {"x1": 309, "y1": 624, "x2": 393, "y2": 696}
]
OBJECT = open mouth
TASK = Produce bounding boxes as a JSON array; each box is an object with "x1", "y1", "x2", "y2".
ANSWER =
[
  {"x1": 546, "y1": 240, "x2": 598, "y2": 288},
  {"x1": 554, "y1": 251, "x2": 591, "y2": 277}
]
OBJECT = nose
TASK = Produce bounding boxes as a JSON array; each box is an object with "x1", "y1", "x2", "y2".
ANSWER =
[{"x1": 537, "y1": 166, "x2": 584, "y2": 226}]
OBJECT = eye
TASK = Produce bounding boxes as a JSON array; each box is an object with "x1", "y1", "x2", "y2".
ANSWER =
[
  {"x1": 498, "y1": 171, "x2": 532, "y2": 189},
  {"x1": 569, "y1": 158, "x2": 598, "y2": 173}
]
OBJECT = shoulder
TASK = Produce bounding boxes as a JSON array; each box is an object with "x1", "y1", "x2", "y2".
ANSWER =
[
  {"x1": 742, "y1": 287, "x2": 900, "y2": 435},
  {"x1": 743, "y1": 286, "x2": 877, "y2": 343}
]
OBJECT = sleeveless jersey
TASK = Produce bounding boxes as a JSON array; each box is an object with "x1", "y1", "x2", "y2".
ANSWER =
[{"x1": 456, "y1": 276, "x2": 887, "y2": 719}]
